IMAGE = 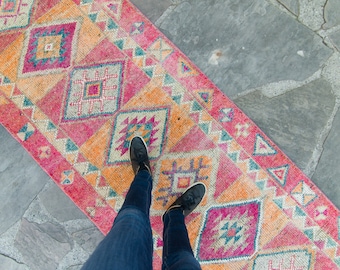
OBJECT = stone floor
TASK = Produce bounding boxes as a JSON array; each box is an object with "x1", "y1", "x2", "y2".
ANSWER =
[{"x1": 1, "y1": 0, "x2": 340, "y2": 269}]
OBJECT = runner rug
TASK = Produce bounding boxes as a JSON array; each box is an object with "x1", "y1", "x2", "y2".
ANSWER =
[{"x1": 0, "y1": 0, "x2": 340, "y2": 269}]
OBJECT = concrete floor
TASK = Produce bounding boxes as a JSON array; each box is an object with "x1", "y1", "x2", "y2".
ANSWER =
[{"x1": 1, "y1": 0, "x2": 340, "y2": 269}]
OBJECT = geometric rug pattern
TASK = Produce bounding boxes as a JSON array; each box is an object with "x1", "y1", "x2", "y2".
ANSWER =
[{"x1": 1, "y1": 0, "x2": 340, "y2": 269}]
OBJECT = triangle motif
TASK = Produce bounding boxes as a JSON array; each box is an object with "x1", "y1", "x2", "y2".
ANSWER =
[
  {"x1": 267, "y1": 164, "x2": 289, "y2": 186},
  {"x1": 97, "y1": 176, "x2": 108, "y2": 188},
  {"x1": 170, "y1": 125, "x2": 216, "y2": 153},
  {"x1": 108, "y1": 3, "x2": 118, "y2": 13},
  {"x1": 107, "y1": 18, "x2": 118, "y2": 30},
  {"x1": 23, "y1": 108, "x2": 34, "y2": 119},
  {"x1": 263, "y1": 223, "x2": 311, "y2": 250},
  {"x1": 23, "y1": 97, "x2": 34, "y2": 107},
  {"x1": 253, "y1": 134, "x2": 277, "y2": 156},
  {"x1": 292, "y1": 181, "x2": 304, "y2": 194},
  {"x1": 303, "y1": 194, "x2": 317, "y2": 206},
  {"x1": 182, "y1": 62, "x2": 190, "y2": 72},
  {"x1": 178, "y1": 57, "x2": 198, "y2": 77},
  {"x1": 199, "y1": 92, "x2": 209, "y2": 103},
  {"x1": 12, "y1": 86, "x2": 22, "y2": 97},
  {"x1": 105, "y1": 1, "x2": 122, "y2": 20},
  {"x1": 194, "y1": 89, "x2": 214, "y2": 110},
  {"x1": 248, "y1": 159, "x2": 260, "y2": 171}
]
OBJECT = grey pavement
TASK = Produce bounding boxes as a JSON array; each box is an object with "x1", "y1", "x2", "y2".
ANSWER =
[{"x1": 1, "y1": 0, "x2": 340, "y2": 268}]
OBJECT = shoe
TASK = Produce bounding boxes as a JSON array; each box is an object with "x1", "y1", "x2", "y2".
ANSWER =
[
  {"x1": 129, "y1": 136, "x2": 151, "y2": 175},
  {"x1": 164, "y1": 182, "x2": 206, "y2": 219}
]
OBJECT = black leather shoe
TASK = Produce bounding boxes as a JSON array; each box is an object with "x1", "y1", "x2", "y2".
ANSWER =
[
  {"x1": 129, "y1": 136, "x2": 151, "y2": 175},
  {"x1": 164, "y1": 182, "x2": 206, "y2": 219}
]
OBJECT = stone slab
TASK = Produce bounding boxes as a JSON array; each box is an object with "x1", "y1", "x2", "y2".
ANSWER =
[
  {"x1": 0, "y1": 221, "x2": 23, "y2": 263},
  {"x1": 324, "y1": 0, "x2": 340, "y2": 29},
  {"x1": 312, "y1": 108, "x2": 340, "y2": 209},
  {"x1": 67, "y1": 265, "x2": 82, "y2": 270},
  {"x1": 157, "y1": 0, "x2": 332, "y2": 97},
  {"x1": 298, "y1": 0, "x2": 325, "y2": 31},
  {"x1": 71, "y1": 227, "x2": 104, "y2": 253},
  {"x1": 234, "y1": 79, "x2": 335, "y2": 171},
  {"x1": 39, "y1": 182, "x2": 87, "y2": 223},
  {"x1": 329, "y1": 30, "x2": 340, "y2": 52},
  {"x1": 15, "y1": 219, "x2": 72, "y2": 270},
  {"x1": 0, "y1": 125, "x2": 48, "y2": 235},
  {"x1": 130, "y1": 0, "x2": 173, "y2": 23},
  {"x1": 322, "y1": 52, "x2": 340, "y2": 97},
  {"x1": 58, "y1": 243, "x2": 90, "y2": 270},
  {"x1": 0, "y1": 254, "x2": 28, "y2": 270},
  {"x1": 277, "y1": 0, "x2": 299, "y2": 16}
]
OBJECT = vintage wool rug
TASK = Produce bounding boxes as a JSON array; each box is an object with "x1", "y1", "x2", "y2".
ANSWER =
[{"x1": 1, "y1": 0, "x2": 340, "y2": 269}]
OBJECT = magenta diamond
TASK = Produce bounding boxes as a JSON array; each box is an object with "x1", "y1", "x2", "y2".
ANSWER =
[
  {"x1": 196, "y1": 199, "x2": 263, "y2": 263},
  {"x1": 22, "y1": 22, "x2": 77, "y2": 74}
]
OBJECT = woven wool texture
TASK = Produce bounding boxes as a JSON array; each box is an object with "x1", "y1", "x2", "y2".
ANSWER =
[{"x1": 1, "y1": 0, "x2": 340, "y2": 269}]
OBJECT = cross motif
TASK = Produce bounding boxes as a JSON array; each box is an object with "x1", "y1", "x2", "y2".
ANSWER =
[
  {"x1": 38, "y1": 146, "x2": 51, "y2": 159},
  {"x1": 71, "y1": 68, "x2": 118, "y2": 115},
  {"x1": 157, "y1": 158, "x2": 209, "y2": 206},
  {"x1": 235, "y1": 123, "x2": 250, "y2": 138},
  {"x1": 268, "y1": 256, "x2": 304, "y2": 270},
  {"x1": 315, "y1": 206, "x2": 328, "y2": 221}
]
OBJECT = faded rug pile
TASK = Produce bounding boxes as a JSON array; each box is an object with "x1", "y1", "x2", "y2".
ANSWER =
[{"x1": 1, "y1": 0, "x2": 340, "y2": 269}]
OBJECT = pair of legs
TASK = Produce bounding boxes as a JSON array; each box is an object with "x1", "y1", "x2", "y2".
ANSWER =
[{"x1": 82, "y1": 137, "x2": 204, "y2": 270}]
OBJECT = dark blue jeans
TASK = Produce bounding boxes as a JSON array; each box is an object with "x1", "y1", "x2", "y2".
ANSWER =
[
  {"x1": 81, "y1": 170, "x2": 201, "y2": 270},
  {"x1": 162, "y1": 208, "x2": 201, "y2": 270}
]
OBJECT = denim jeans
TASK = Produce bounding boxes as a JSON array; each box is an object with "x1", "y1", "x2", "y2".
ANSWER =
[
  {"x1": 81, "y1": 170, "x2": 201, "y2": 270},
  {"x1": 162, "y1": 208, "x2": 201, "y2": 270}
]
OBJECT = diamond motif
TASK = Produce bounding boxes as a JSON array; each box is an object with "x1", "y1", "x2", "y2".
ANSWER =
[
  {"x1": 196, "y1": 199, "x2": 263, "y2": 262},
  {"x1": 38, "y1": 146, "x2": 51, "y2": 159},
  {"x1": 131, "y1": 22, "x2": 144, "y2": 35},
  {"x1": 21, "y1": 22, "x2": 78, "y2": 74},
  {"x1": 148, "y1": 37, "x2": 173, "y2": 62},
  {"x1": 64, "y1": 61, "x2": 124, "y2": 120},
  {"x1": 107, "y1": 108, "x2": 169, "y2": 164},
  {"x1": 61, "y1": 170, "x2": 75, "y2": 185},
  {"x1": 84, "y1": 81, "x2": 103, "y2": 99},
  {"x1": 0, "y1": 0, "x2": 34, "y2": 32},
  {"x1": 177, "y1": 176, "x2": 192, "y2": 189},
  {"x1": 235, "y1": 122, "x2": 250, "y2": 138},
  {"x1": 219, "y1": 108, "x2": 234, "y2": 122},
  {"x1": 291, "y1": 181, "x2": 317, "y2": 207},
  {"x1": 35, "y1": 35, "x2": 63, "y2": 59}
]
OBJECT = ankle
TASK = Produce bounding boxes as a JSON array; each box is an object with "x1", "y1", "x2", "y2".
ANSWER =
[
  {"x1": 137, "y1": 163, "x2": 151, "y2": 174},
  {"x1": 166, "y1": 205, "x2": 183, "y2": 214}
]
